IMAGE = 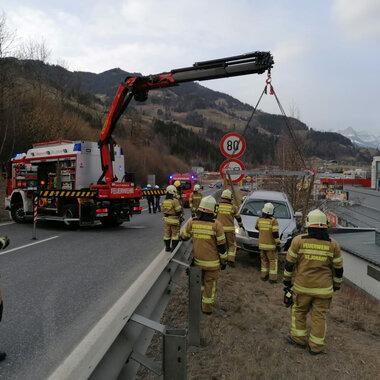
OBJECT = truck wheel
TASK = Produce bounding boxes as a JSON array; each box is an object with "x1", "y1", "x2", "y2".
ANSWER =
[
  {"x1": 62, "y1": 204, "x2": 79, "y2": 230},
  {"x1": 11, "y1": 202, "x2": 26, "y2": 223}
]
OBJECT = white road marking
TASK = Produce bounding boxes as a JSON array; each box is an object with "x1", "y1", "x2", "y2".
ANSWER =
[
  {"x1": 0, "y1": 221, "x2": 15, "y2": 227},
  {"x1": 0, "y1": 235, "x2": 59, "y2": 255}
]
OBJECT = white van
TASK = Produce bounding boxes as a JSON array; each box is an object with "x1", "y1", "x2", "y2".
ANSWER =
[{"x1": 235, "y1": 190, "x2": 300, "y2": 253}]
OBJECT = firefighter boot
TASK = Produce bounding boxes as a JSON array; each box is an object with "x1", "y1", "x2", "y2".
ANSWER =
[
  {"x1": 171, "y1": 240, "x2": 179, "y2": 252},
  {"x1": 164, "y1": 240, "x2": 171, "y2": 252}
]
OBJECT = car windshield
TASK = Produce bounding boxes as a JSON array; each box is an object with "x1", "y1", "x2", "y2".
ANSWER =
[
  {"x1": 180, "y1": 180, "x2": 192, "y2": 190},
  {"x1": 241, "y1": 200, "x2": 291, "y2": 219}
]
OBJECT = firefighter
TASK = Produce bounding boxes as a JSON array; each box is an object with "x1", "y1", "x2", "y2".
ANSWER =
[
  {"x1": 216, "y1": 189, "x2": 244, "y2": 267},
  {"x1": 173, "y1": 180, "x2": 185, "y2": 209},
  {"x1": 0, "y1": 236, "x2": 9, "y2": 361},
  {"x1": 283, "y1": 209, "x2": 343, "y2": 355},
  {"x1": 146, "y1": 184, "x2": 155, "y2": 214},
  {"x1": 162, "y1": 185, "x2": 182, "y2": 252},
  {"x1": 255, "y1": 202, "x2": 280, "y2": 283},
  {"x1": 189, "y1": 184, "x2": 203, "y2": 217},
  {"x1": 154, "y1": 185, "x2": 161, "y2": 212},
  {"x1": 181, "y1": 196, "x2": 227, "y2": 314}
]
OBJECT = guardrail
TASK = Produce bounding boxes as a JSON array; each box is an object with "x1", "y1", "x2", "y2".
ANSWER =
[{"x1": 48, "y1": 239, "x2": 196, "y2": 380}]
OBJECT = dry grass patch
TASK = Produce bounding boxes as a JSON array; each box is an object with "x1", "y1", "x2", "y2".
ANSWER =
[{"x1": 137, "y1": 250, "x2": 380, "y2": 380}]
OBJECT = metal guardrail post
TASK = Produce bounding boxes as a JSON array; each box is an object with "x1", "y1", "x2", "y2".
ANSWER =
[
  {"x1": 188, "y1": 266, "x2": 201, "y2": 346},
  {"x1": 164, "y1": 329, "x2": 187, "y2": 380}
]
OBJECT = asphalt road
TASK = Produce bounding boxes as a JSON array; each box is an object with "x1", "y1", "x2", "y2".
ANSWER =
[{"x1": 0, "y1": 188, "x2": 216, "y2": 380}]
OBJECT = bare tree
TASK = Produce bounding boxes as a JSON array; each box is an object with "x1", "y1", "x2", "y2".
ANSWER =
[
  {"x1": 0, "y1": 12, "x2": 16, "y2": 58},
  {"x1": 17, "y1": 38, "x2": 51, "y2": 62}
]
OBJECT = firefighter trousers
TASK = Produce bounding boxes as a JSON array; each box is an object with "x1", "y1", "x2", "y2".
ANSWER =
[
  {"x1": 201, "y1": 269, "x2": 219, "y2": 313},
  {"x1": 164, "y1": 222, "x2": 180, "y2": 241},
  {"x1": 260, "y1": 250, "x2": 278, "y2": 280},
  {"x1": 290, "y1": 293, "x2": 332, "y2": 353},
  {"x1": 225, "y1": 231, "x2": 237, "y2": 262}
]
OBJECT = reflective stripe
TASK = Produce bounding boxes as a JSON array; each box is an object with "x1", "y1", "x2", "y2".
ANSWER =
[
  {"x1": 261, "y1": 268, "x2": 269, "y2": 272},
  {"x1": 223, "y1": 226, "x2": 235, "y2": 231},
  {"x1": 194, "y1": 258, "x2": 220, "y2": 268},
  {"x1": 163, "y1": 217, "x2": 180, "y2": 225},
  {"x1": 284, "y1": 270, "x2": 292, "y2": 277},
  {"x1": 272, "y1": 226, "x2": 279, "y2": 231},
  {"x1": 291, "y1": 328, "x2": 307, "y2": 337},
  {"x1": 219, "y1": 251, "x2": 227, "y2": 259},
  {"x1": 333, "y1": 277, "x2": 343, "y2": 283},
  {"x1": 259, "y1": 220, "x2": 271, "y2": 224},
  {"x1": 269, "y1": 269, "x2": 277, "y2": 274},
  {"x1": 274, "y1": 238, "x2": 280, "y2": 243},
  {"x1": 333, "y1": 256, "x2": 342, "y2": 263},
  {"x1": 182, "y1": 231, "x2": 190, "y2": 238},
  {"x1": 216, "y1": 235, "x2": 225, "y2": 242},
  {"x1": 191, "y1": 229, "x2": 216, "y2": 235},
  {"x1": 259, "y1": 243, "x2": 276, "y2": 249},
  {"x1": 202, "y1": 297, "x2": 213, "y2": 304},
  {"x1": 193, "y1": 223, "x2": 213, "y2": 230},
  {"x1": 288, "y1": 249, "x2": 298, "y2": 258},
  {"x1": 299, "y1": 249, "x2": 333, "y2": 257},
  {"x1": 309, "y1": 334, "x2": 324, "y2": 345},
  {"x1": 258, "y1": 227, "x2": 270, "y2": 231},
  {"x1": 193, "y1": 234, "x2": 212, "y2": 240},
  {"x1": 175, "y1": 206, "x2": 182, "y2": 212},
  {"x1": 228, "y1": 250, "x2": 236, "y2": 257},
  {"x1": 293, "y1": 283, "x2": 333, "y2": 295}
]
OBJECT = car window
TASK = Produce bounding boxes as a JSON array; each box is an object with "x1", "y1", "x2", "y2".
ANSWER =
[
  {"x1": 241, "y1": 200, "x2": 291, "y2": 219},
  {"x1": 180, "y1": 181, "x2": 192, "y2": 190}
]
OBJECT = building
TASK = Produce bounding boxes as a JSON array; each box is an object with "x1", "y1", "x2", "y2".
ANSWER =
[{"x1": 371, "y1": 156, "x2": 380, "y2": 190}]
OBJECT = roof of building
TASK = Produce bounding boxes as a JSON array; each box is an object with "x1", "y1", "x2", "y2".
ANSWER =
[{"x1": 330, "y1": 230, "x2": 380, "y2": 267}]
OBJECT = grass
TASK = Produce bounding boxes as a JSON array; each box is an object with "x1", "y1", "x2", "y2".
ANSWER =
[{"x1": 137, "y1": 249, "x2": 380, "y2": 380}]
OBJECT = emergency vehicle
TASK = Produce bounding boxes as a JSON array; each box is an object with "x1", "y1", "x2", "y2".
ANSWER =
[
  {"x1": 169, "y1": 173, "x2": 199, "y2": 207},
  {"x1": 5, "y1": 140, "x2": 142, "y2": 227}
]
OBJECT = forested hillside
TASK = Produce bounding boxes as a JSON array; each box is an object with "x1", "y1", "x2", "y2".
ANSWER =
[{"x1": 0, "y1": 57, "x2": 376, "y2": 185}]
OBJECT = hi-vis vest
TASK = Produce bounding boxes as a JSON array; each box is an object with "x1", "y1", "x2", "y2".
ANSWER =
[
  {"x1": 216, "y1": 200, "x2": 240, "y2": 232},
  {"x1": 255, "y1": 217, "x2": 280, "y2": 250},
  {"x1": 284, "y1": 234, "x2": 343, "y2": 298},
  {"x1": 189, "y1": 192, "x2": 203, "y2": 210},
  {"x1": 181, "y1": 219, "x2": 227, "y2": 270},
  {"x1": 162, "y1": 198, "x2": 182, "y2": 225}
]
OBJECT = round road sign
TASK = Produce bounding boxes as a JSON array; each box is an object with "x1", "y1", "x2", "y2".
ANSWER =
[
  {"x1": 220, "y1": 158, "x2": 245, "y2": 183},
  {"x1": 220, "y1": 133, "x2": 246, "y2": 158}
]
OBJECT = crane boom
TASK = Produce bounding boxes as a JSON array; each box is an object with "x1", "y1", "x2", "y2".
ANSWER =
[{"x1": 98, "y1": 51, "x2": 274, "y2": 184}]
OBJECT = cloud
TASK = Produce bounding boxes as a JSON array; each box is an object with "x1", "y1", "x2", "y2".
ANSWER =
[{"x1": 331, "y1": 0, "x2": 380, "y2": 42}]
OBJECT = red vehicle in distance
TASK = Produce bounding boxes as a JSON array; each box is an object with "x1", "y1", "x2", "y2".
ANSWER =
[{"x1": 169, "y1": 173, "x2": 199, "y2": 207}]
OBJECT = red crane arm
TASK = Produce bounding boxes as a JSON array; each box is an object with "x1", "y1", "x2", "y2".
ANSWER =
[{"x1": 98, "y1": 51, "x2": 274, "y2": 184}]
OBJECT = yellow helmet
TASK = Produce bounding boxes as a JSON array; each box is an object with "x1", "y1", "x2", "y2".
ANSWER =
[
  {"x1": 221, "y1": 189, "x2": 232, "y2": 200},
  {"x1": 262, "y1": 202, "x2": 274, "y2": 215},
  {"x1": 306, "y1": 209, "x2": 328, "y2": 228},
  {"x1": 174, "y1": 180, "x2": 181, "y2": 187},
  {"x1": 198, "y1": 195, "x2": 216, "y2": 213},
  {"x1": 166, "y1": 185, "x2": 177, "y2": 194}
]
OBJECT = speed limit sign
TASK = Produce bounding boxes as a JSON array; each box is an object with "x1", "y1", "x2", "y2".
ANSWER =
[
  {"x1": 220, "y1": 158, "x2": 245, "y2": 183},
  {"x1": 220, "y1": 133, "x2": 246, "y2": 158}
]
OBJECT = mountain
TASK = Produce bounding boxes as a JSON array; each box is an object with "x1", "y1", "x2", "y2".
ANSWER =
[
  {"x1": 0, "y1": 58, "x2": 376, "y2": 184},
  {"x1": 336, "y1": 127, "x2": 380, "y2": 149}
]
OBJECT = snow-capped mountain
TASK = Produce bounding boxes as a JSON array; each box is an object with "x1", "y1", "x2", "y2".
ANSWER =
[{"x1": 336, "y1": 127, "x2": 380, "y2": 149}]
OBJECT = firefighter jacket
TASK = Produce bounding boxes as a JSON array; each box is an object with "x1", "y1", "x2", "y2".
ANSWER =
[
  {"x1": 181, "y1": 219, "x2": 227, "y2": 270},
  {"x1": 284, "y1": 234, "x2": 343, "y2": 298},
  {"x1": 255, "y1": 216, "x2": 280, "y2": 250},
  {"x1": 189, "y1": 191, "x2": 203, "y2": 210},
  {"x1": 162, "y1": 197, "x2": 182, "y2": 226},
  {"x1": 216, "y1": 199, "x2": 242, "y2": 233}
]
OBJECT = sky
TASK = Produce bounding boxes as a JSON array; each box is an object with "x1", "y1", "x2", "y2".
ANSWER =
[{"x1": 1, "y1": 0, "x2": 380, "y2": 135}]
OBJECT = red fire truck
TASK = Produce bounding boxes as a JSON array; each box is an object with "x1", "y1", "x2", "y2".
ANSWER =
[
  {"x1": 4, "y1": 51, "x2": 273, "y2": 227},
  {"x1": 169, "y1": 173, "x2": 199, "y2": 207}
]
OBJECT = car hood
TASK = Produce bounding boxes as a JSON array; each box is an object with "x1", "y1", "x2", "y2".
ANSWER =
[{"x1": 240, "y1": 215, "x2": 296, "y2": 236}]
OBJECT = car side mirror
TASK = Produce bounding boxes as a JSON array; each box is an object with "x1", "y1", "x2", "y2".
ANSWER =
[{"x1": 294, "y1": 211, "x2": 302, "y2": 217}]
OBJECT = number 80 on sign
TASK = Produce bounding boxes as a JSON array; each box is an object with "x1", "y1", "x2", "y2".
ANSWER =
[{"x1": 220, "y1": 132, "x2": 246, "y2": 158}]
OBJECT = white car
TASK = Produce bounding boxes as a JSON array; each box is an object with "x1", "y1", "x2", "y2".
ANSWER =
[{"x1": 235, "y1": 190, "x2": 301, "y2": 253}]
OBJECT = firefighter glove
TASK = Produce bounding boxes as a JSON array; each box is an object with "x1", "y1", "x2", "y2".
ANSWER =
[
  {"x1": 283, "y1": 280, "x2": 292, "y2": 288},
  {"x1": 333, "y1": 286, "x2": 340, "y2": 292},
  {"x1": 238, "y1": 223, "x2": 245, "y2": 231},
  {"x1": 0, "y1": 236, "x2": 9, "y2": 250},
  {"x1": 283, "y1": 287, "x2": 294, "y2": 308},
  {"x1": 220, "y1": 263, "x2": 227, "y2": 271}
]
